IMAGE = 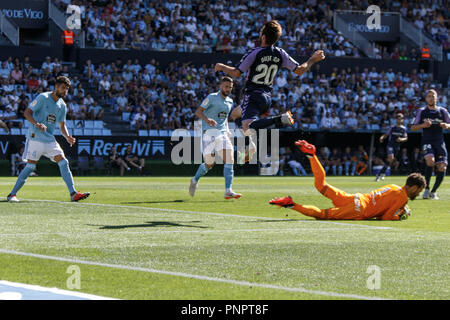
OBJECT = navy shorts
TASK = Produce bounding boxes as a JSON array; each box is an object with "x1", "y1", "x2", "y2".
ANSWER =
[
  {"x1": 386, "y1": 143, "x2": 400, "y2": 157},
  {"x1": 422, "y1": 140, "x2": 448, "y2": 164},
  {"x1": 241, "y1": 90, "x2": 272, "y2": 121}
]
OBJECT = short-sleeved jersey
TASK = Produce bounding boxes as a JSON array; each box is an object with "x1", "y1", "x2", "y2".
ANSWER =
[
  {"x1": 27, "y1": 92, "x2": 67, "y2": 143},
  {"x1": 413, "y1": 106, "x2": 450, "y2": 143},
  {"x1": 386, "y1": 125, "x2": 407, "y2": 145},
  {"x1": 200, "y1": 91, "x2": 234, "y2": 134},
  {"x1": 236, "y1": 46, "x2": 299, "y2": 93},
  {"x1": 358, "y1": 184, "x2": 409, "y2": 220}
]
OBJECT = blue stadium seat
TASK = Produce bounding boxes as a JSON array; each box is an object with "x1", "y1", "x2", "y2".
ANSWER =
[
  {"x1": 84, "y1": 129, "x2": 94, "y2": 135},
  {"x1": 138, "y1": 130, "x2": 148, "y2": 136},
  {"x1": 102, "y1": 129, "x2": 112, "y2": 136},
  {"x1": 21, "y1": 128, "x2": 28, "y2": 135},
  {"x1": 94, "y1": 121, "x2": 103, "y2": 129},
  {"x1": 309, "y1": 123, "x2": 318, "y2": 130},
  {"x1": 11, "y1": 128, "x2": 21, "y2": 135},
  {"x1": 122, "y1": 112, "x2": 130, "y2": 121},
  {"x1": 93, "y1": 129, "x2": 103, "y2": 136},
  {"x1": 66, "y1": 120, "x2": 74, "y2": 129},
  {"x1": 158, "y1": 130, "x2": 168, "y2": 137},
  {"x1": 0, "y1": 128, "x2": 7, "y2": 135},
  {"x1": 371, "y1": 124, "x2": 380, "y2": 131},
  {"x1": 73, "y1": 129, "x2": 83, "y2": 136},
  {"x1": 84, "y1": 121, "x2": 94, "y2": 129},
  {"x1": 149, "y1": 130, "x2": 159, "y2": 136}
]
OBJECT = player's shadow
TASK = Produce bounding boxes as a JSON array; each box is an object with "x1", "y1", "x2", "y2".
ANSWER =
[
  {"x1": 121, "y1": 200, "x2": 228, "y2": 204},
  {"x1": 88, "y1": 220, "x2": 209, "y2": 230},
  {"x1": 242, "y1": 218, "x2": 304, "y2": 223}
]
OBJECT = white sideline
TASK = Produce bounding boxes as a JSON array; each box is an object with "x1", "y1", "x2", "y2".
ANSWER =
[
  {"x1": 18, "y1": 198, "x2": 393, "y2": 230},
  {"x1": 0, "y1": 280, "x2": 116, "y2": 300},
  {"x1": 0, "y1": 249, "x2": 388, "y2": 300}
]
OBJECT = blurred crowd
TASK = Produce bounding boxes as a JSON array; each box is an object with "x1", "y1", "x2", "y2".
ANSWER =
[
  {"x1": 0, "y1": 56, "x2": 104, "y2": 134},
  {"x1": 53, "y1": 0, "x2": 449, "y2": 59},
  {"x1": 81, "y1": 55, "x2": 448, "y2": 132}
]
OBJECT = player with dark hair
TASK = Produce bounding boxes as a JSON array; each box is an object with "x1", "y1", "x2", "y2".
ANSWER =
[
  {"x1": 215, "y1": 20, "x2": 325, "y2": 160},
  {"x1": 269, "y1": 140, "x2": 426, "y2": 221},
  {"x1": 411, "y1": 89, "x2": 450, "y2": 199},
  {"x1": 189, "y1": 76, "x2": 241, "y2": 199},
  {"x1": 7, "y1": 76, "x2": 90, "y2": 202},
  {"x1": 376, "y1": 113, "x2": 408, "y2": 181}
]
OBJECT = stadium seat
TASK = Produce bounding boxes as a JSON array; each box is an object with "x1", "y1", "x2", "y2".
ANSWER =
[
  {"x1": 309, "y1": 123, "x2": 318, "y2": 130},
  {"x1": 94, "y1": 121, "x2": 103, "y2": 129},
  {"x1": 102, "y1": 129, "x2": 112, "y2": 136},
  {"x1": 371, "y1": 124, "x2": 380, "y2": 131},
  {"x1": 76, "y1": 156, "x2": 92, "y2": 176},
  {"x1": 66, "y1": 120, "x2": 74, "y2": 129},
  {"x1": 93, "y1": 129, "x2": 103, "y2": 136},
  {"x1": 84, "y1": 121, "x2": 94, "y2": 129},
  {"x1": 84, "y1": 129, "x2": 94, "y2": 135},
  {"x1": 158, "y1": 130, "x2": 168, "y2": 137},
  {"x1": 11, "y1": 128, "x2": 21, "y2": 135},
  {"x1": 0, "y1": 128, "x2": 7, "y2": 135},
  {"x1": 138, "y1": 130, "x2": 148, "y2": 136},
  {"x1": 54, "y1": 129, "x2": 62, "y2": 136},
  {"x1": 93, "y1": 156, "x2": 107, "y2": 174},
  {"x1": 21, "y1": 128, "x2": 28, "y2": 135},
  {"x1": 73, "y1": 129, "x2": 84, "y2": 136},
  {"x1": 122, "y1": 112, "x2": 130, "y2": 121}
]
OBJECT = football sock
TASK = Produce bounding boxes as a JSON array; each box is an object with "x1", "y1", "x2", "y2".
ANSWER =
[
  {"x1": 224, "y1": 164, "x2": 234, "y2": 191},
  {"x1": 379, "y1": 164, "x2": 388, "y2": 175},
  {"x1": 424, "y1": 165, "x2": 433, "y2": 190},
  {"x1": 10, "y1": 162, "x2": 36, "y2": 195},
  {"x1": 58, "y1": 159, "x2": 76, "y2": 194},
  {"x1": 249, "y1": 116, "x2": 282, "y2": 130},
  {"x1": 431, "y1": 171, "x2": 445, "y2": 193},
  {"x1": 194, "y1": 163, "x2": 210, "y2": 182}
]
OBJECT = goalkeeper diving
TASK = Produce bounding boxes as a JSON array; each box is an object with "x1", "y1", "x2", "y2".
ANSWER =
[{"x1": 269, "y1": 140, "x2": 426, "y2": 221}]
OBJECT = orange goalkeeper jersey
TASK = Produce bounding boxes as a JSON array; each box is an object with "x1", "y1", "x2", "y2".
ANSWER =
[{"x1": 356, "y1": 184, "x2": 409, "y2": 221}]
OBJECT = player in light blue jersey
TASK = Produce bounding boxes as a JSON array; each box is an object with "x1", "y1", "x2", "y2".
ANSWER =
[
  {"x1": 189, "y1": 77, "x2": 241, "y2": 199},
  {"x1": 7, "y1": 76, "x2": 90, "y2": 202}
]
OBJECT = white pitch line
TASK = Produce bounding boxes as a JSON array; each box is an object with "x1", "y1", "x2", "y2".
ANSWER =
[
  {"x1": 0, "y1": 280, "x2": 117, "y2": 300},
  {"x1": 16, "y1": 198, "x2": 393, "y2": 230},
  {"x1": 0, "y1": 248, "x2": 388, "y2": 300}
]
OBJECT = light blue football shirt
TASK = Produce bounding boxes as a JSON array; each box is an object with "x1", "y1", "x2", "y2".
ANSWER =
[
  {"x1": 27, "y1": 92, "x2": 67, "y2": 143},
  {"x1": 200, "y1": 91, "x2": 234, "y2": 134}
]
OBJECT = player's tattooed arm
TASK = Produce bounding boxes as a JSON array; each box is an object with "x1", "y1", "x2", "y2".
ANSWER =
[
  {"x1": 214, "y1": 63, "x2": 241, "y2": 78},
  {"x1": 294, "y1": 50, "x2": 325, "y2": 77},
  {"x1": 24, "y1": 107, "x2": 46, "y2": 132},
  {"x1": 195, "y1": 106, "x2": 217, "y2": 127}
]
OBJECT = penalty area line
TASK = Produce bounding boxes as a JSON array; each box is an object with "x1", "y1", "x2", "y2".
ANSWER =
[
  {"x1": 16, "y1": 198, "x2": 393, "y2": 230},
  {"x1": 0, "y1": 248, "x2": 388, "y2": 300}
]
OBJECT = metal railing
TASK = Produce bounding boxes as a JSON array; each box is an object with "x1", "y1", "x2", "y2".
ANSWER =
[
  {"x1": 333, "y1": 12, "x2": 375, "y2": 58},
  {"x1": 0, "y1": 13, "x2": 19, "y2": 46},
  {"x1": 48, "y1": 0, "x2": 85, "y2": 48},
  {"x1": 399, "y1": 16, "x2": 442, "y2": 61}
]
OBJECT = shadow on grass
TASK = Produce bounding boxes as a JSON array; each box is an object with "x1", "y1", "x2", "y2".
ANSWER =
[
  {"x1": 88, "y1": 220, "x2": 210, "y2": 230},
  {"x1": 121, "y1": 199, "x2": 229, "y2": 204}
]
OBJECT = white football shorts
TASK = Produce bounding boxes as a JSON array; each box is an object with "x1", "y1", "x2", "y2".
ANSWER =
[
  {"x1": 24, "y1": 139, "x2": 65, "y2": 162},
  {"x1": 202, "y1": 131, "x2": 233, "y2": 156}
]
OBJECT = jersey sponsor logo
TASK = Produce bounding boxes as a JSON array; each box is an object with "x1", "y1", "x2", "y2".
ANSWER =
[
  {"x1": 47, "y1": 114, "x2": 56, "y2": 124},
  {"x1": 30, "y1": 100, "x2": 37, "y2": 107},
  {"x1": 218, "y1": 111, "x2": 227, "y2": 119},
  {"x1": 201, "y1": 98, "x2": 209, "y2": 108}
]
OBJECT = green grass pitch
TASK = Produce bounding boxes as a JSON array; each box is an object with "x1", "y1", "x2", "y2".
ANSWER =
[{"x1": 0, "y1": 176, "x2": 448, "y2": 300}]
